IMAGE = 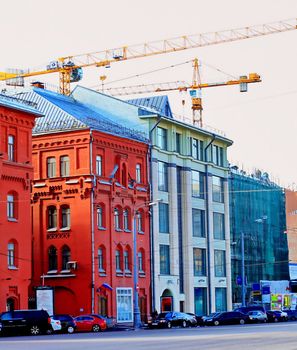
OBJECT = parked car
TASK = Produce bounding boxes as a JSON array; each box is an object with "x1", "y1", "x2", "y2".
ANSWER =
[
  {"x1": 0, "y1": 309, "x2": 52, "y2": 336},
  {"x1": 50, "y1": 314, "x2": 76, "y2": 333},
  {"x1": 284, "y1": 310, "x2": 297, "y2": 321},
  {"x1": 74, "y1": 315, "x2": 107, "y2": 332},
  {"x1": 266, "y1": 310, "x2": 288, "y2": 322},
  {"x1": 187, "y1": 313, "x2": 204, "y2": 327},
  {"x1": 49, "y1": 317, "x2": 62, "y2": 333},
  {"x1": 91, "y1": 314, "x2": 116, "y2": 329},
  {"x1": 234, "y1": 306, "x2": 266, "y2": 315},
  {"x1": 201, "y1": 312, "x2": 222, "y2": 326},
  {"x1": 204, "y1": 311, "x2": 249, "y2": 326},
  {"x1": 247, "y1": 311, "x2": 268, "y2": 323},
  {"x1": 148, "y1": 312, "x2": 197, "y2": 328}
]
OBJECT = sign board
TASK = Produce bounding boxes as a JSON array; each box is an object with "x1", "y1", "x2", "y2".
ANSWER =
[{"x1": 36, "y1": 288, "x2": 54, "y2": 315}]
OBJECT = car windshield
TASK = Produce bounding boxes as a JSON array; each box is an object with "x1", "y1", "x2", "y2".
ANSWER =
[{"x1": 156, "y1": 313, "x2": 168, "y2": 319}]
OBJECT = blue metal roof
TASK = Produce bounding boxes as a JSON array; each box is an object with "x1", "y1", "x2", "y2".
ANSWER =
[
  {"x1": 0, "y1": 93, "x2": 43, "y2": 116},
  {"x1": 126, "y1": 95, "x2": 173, "y2": 118},
  {"x1": 17, "y1": 88, "x2": 148, "y2": 143}
]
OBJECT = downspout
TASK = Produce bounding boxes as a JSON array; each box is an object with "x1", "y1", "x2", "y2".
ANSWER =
[
  {"x1": 90, "y1": 129, "x2": 95, "y2": 313},
  {"x1": 204, "y1": 133, "x2": 216, "y2": 314},
  {"x1": 148, "y1": 115, "x2": 162, "y2": 313}
]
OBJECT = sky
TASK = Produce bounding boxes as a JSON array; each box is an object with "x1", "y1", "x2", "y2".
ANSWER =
[{"x1": 1, "y1": 0, "x2": 296, "y2": 187}]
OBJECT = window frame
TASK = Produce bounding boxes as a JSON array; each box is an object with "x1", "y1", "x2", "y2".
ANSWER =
[
  {"x1": 60, "y1": 155, "x2": 70, "y2": 177},
  {"x1": 160, "y1": 244, "x2": 170, "y2": 275},
  {"x1": 156, "y1": 127, "x2": 167, "y2": 150},
  {"x1": 192, "y1": 208, "x2": 205, "y2": 237},
  {"x1": 214, "y1": 249, "x2": 226, "y2": 277},
  {"x1": 96, "y1": 155, "x2": 102, "y2": 176},
  {"x1": 192, "y1": 170, "x2": 205, "y2": 199},
  {"x1": 213, "y1": 212, "x2": 225, "y2": 240},
  {"x1": 47, "y1": 157, "x2": 56, "y2": 178},
  {"x1": 193, "y1": 247, "x2": 206, "y2": 276},
  {"x1": 8, "y1": 135, "x2": 15, "y2": 162},
  {"x1": 158, "y1": 161, "x2": 168, "y2": 192}
]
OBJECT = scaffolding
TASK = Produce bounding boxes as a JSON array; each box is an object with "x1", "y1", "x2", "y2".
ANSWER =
[{"x1": 229, "y1": 169, "x2": 289, "y2": 304}]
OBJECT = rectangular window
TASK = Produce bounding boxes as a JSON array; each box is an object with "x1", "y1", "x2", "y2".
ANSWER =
[
  {"x1": 60, "y1": 156, "x2": 70, "y2": 177},
  {"x1": 175, "y1": 133, "x2": 181, "y2": 153},
  {"x1": 192, "y1": 209, "x2": 205, "y2": 237},
  {"x1": 8, "y1": 135, "x2": 15, "y2": 161},
  {"x1": 159, "y1": 203, "x2": 169, "y2": 233},
  {"x1": 215, "y1": 288, "x2": 227, "y2": 312},
  {"x1": 158, "y1": 161, "x2": 168, "y2": 192},
  {"x1": 157, "y1": 127, "x2": 167, "y2": 150},
  {"x1": 193, "y1": 248, "x2": 206, "y2": 276},
  {"x1": 213, "y1": 212, "x2": 225, "y2": 240},
  {"x1": 98, "y1": 248, "x2": 104, "y2": 272},
  {"x1": 160, "y1": 244, "x2": 170, "y2": 275},
  {"x1": 212, "y1": 176, "x2": 224, "y2": 203},
  {"x1": 96, "y1": 155, "x2": 102, "y2": 176},
  {"x1": 136, "y1": 164, "x2": 141, "y2": 183},
  {"x1": 47, "y1": 157, "x2": 56, "y2": 178},
  {"x1": 191, "y1": 138, "x2": 203, "y2": 160},
  {"x1": 214, "y1": 250, "x2": 226, "y2": 277},
  {"x1": 116, "y1": 288, "x2": 133, "y2": 322},
  {"x1": 61, "y1": 207, "x2": 70, "y2": 228},
  {"x1": 7, "y1": 195, "x2": 14, "y2": 219},
  {"x1": 192, "y1": 171, "x2": 205, "y2": 198},
  {"x1": 212, "y1": 145, "x2": 224, "y2": 166}
]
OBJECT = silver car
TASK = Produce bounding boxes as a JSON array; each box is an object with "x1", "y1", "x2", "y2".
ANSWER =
[{"x1": 248, "y1": 311, "x2": 268, "y2": 323}]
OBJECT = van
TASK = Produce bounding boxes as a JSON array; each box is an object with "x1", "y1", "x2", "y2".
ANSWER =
[{"x1": 0, "y1": 309, "x2": 51, "y2": 336}]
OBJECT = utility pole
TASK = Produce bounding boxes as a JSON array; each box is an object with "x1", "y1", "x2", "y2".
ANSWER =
[{"x1": 241, "y1": 231, "x2": 246, "y2": 307}]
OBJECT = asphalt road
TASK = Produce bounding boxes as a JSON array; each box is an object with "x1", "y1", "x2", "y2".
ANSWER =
[{"x1": 1, "y1": 322, "x2": 297, "y2": 350}]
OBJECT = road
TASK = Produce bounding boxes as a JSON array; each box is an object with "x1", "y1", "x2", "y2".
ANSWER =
[{"x1": 1, "y1": 322, "x2": 297, "y2": 350}]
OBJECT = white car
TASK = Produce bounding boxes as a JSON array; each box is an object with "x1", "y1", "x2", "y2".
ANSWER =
[{"x1": 50, "y1": 317, "x2": 62, "y2": 333}]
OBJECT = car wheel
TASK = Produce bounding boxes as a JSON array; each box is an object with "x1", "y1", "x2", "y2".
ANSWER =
[
  {"x1": 167, "y1": 321, "x2": 172, "y2": 329},
  {"x1": 214, "y1": 320, "x2": 219, "y2": 326},
  {"x1": 239, "y1": 319, "x2": 245, "y2": 325},
  {"x1": 30, "y1": 325, "x2": 41, "y2": 335},
  {"x1": 67, "y1": 326, "x2": 75, "y2": 334},
  {"x1": 182, "y1": 320, "x2": 187, "y2": 328},
  {"x1": 92, "y1": 324, "x2": 101, "y2": 332}
]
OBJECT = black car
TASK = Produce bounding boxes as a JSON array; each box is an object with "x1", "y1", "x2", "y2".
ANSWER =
[
  {"x1": 204, "y1": 311, "x2": 249, "y2": 326},
  {"x1": 0, "y1": 309, "x2": 51, "y2": 336},
  {"x1": 51, "y1": 314, "x2": 76, "y2": 333},
  {"x1": 233, "y1": 306, "x2": 266, "y2": 314},
  {"x1": 284, "y1": 310, "x2": 297, "y2": 321},
  {"x1": 148, "y1": 312, "x2": 197, "y2": 328}
]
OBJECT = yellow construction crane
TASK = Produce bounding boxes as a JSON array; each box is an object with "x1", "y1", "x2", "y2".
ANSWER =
[
  {"x1": 0, "y1": 18, "x2": 295, "y2": 95},
  {"x1": 103, "y1": 58, "x2": 261, "y2": 126}
]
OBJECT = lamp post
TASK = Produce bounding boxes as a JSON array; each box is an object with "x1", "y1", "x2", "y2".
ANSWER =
[{"x1": 132, "y1": 200, "x2": 159, "y2": 329}]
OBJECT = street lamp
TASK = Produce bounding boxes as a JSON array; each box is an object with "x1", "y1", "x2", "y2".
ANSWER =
[{"x1": 132, "y1": 200, "x2": 160, "y2": 329}]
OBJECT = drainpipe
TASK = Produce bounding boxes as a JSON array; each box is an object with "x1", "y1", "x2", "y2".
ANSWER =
[
  {"x1": 204, "y1": 134, "x2": 216, "y2": 314},
  {"x1": 90, "y1": 129, "x2": 95, "y2": 313},
  {"x1": 148, "y1": 115, "x2": 162, "y2": 313}
]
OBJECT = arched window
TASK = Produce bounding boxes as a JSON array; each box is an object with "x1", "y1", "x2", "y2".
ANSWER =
[
  {"x1": 61, "y1": 245, "x2": 71, "y2": 270},
  {"x1": 7, "y1": 241, "x2": 17, "y2": 268},
  {"x1": 114, "y1": 207, "x2": 121, "y2": 230},
  {"x1": 121, "y1": 163, "x2": 127, "y2": 187},
  {"x1": 97, "y1": 205, "x2": 105, "y2": 229},
  {"x1": 115, "y1": 247, "x2": 122, "y2": 272},
  {"x1": 123, "y1": 208, "x2": 130, "y2": 231},
  {"x1": 138, "y1": 250, "x2": 145, "y2": 273},
  {"x1": 60, "y1": 155, "x2": 70, "y2": 177},
  {"x1": 98, "y1": 246, "x2": 105, "y2": 273},
  {"x1": 124, "y1": 246, "x2": 131, "y2": 272},
  {"x1": 136, "y1": 211, "x2": 144, "y2": 233},
  {"x1": 48, "y1": 246, "x2": 57, "y2": 271},
  {"x1": 7, "y1": 193, "x2": 17, "y2": 220},
  {"x1": 48, "y1": 206, "x2": 57, "y2": 229},
  {"x1": 47, "y1": 157, "x2": 56, "y2": 178},
  {"x1": 61, "y1": 205, "x2": 70, "y2": 229}
]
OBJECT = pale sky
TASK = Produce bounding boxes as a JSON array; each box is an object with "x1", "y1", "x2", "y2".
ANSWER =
[{"x1": 1, "y1": 0, "x2": 296, "y2": 187}]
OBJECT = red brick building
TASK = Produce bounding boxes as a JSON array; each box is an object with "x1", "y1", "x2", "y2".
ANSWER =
[
  {"x1": 0, "y1": 94, "x2": 42, "y2": 311},
  {"x1": 23, "y1": 88, "x2": 151, "y2": 321}
]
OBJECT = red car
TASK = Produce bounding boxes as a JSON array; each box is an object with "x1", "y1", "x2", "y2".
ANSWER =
[{"x1": 74, "y1": 315, "x2": 107, "y2": 332}]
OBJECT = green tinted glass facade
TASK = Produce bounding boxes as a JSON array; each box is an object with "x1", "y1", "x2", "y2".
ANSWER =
[{"x1": 229, "y1": 171, "x2": 289, "y2": 304}]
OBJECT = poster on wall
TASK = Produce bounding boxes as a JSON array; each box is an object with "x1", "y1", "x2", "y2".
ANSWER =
[
  {"x1": 271, "y1": 294, "x2": 282, "y2": 311},
  {"x1": 36, "y1": 287, "x2": 54, "y2": 315}
]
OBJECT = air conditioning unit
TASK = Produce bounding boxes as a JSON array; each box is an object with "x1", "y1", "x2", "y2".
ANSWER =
[{"x1": 66, "y1": 261, "x2": 78, "y2": 270}]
